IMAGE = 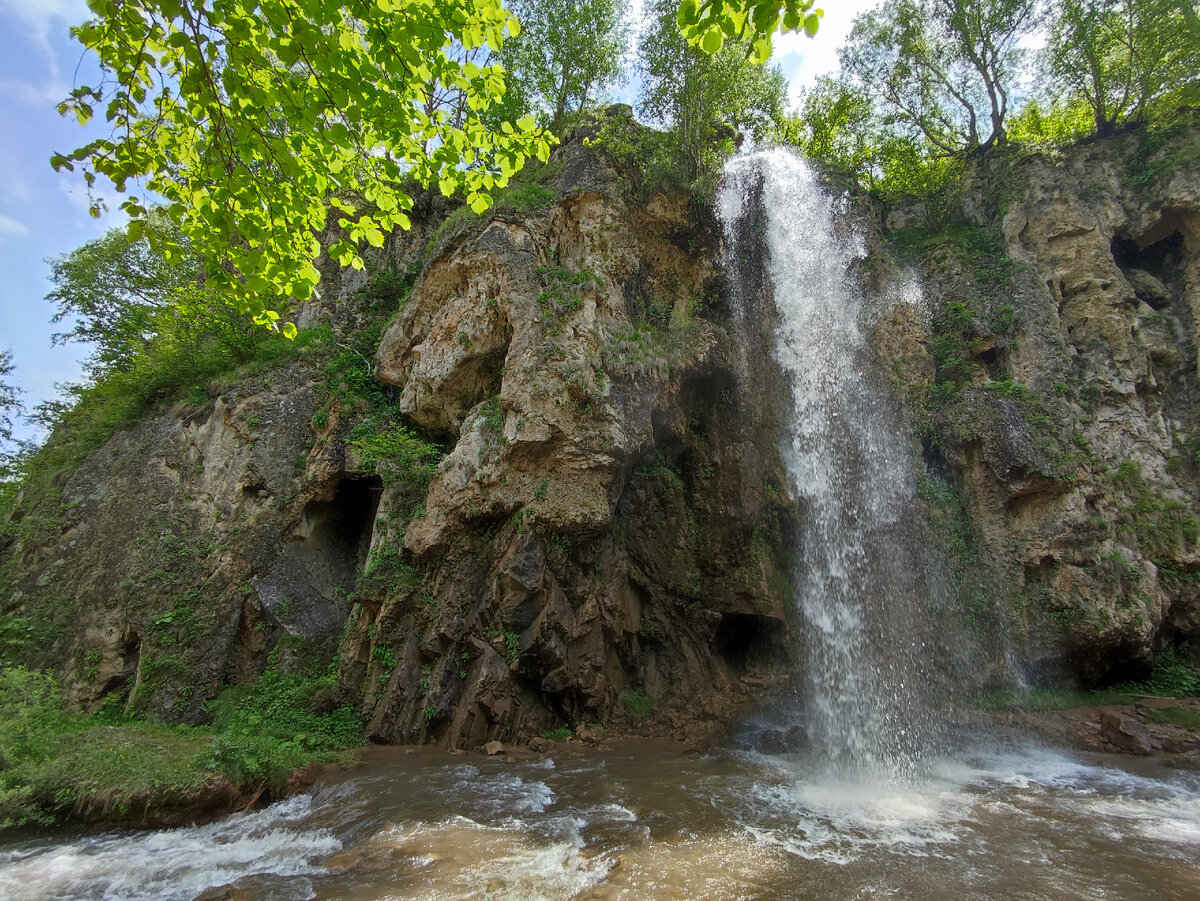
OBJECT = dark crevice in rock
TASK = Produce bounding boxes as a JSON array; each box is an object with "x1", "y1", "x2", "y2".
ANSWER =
[
  {"x1": 99, "y1": 631, "x2": 141, "y2": 705},
  {"x1": 252, "y1": 475, "x2": 382, "y2": 653},
  {"x1": 304, "y1": 475, "x2": 382, "y2": 572},
  {"x1": 713, "y1": 613, "x2": 788, "y2": 673},
  {"x1": 1112, "y1": 230, "x2": 1183, "y2": 283}
]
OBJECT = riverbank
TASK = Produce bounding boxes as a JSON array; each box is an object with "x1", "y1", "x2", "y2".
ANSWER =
[
  {"x1": 0, "y1": 665, "x2": 360, "y2": 833},
  {"x1": 6, "y1": 652, "x2": 1200, "y2": 838},
  {"x1": 6, "y1": 733, "x2": 1200, "y2": 900},
  {"x1": 980, "y1": 696, "x2": 1200, "y2": 766}
]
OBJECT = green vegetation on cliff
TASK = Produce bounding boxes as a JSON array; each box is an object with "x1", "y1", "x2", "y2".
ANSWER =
[{"x1": 785, "y1": 0, "x2": 1198, "y2": 206}]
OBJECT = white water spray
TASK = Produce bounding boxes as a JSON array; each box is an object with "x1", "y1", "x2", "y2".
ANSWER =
[{"x1": 720, "y1": 148, "x2": 931, "y2": 776}]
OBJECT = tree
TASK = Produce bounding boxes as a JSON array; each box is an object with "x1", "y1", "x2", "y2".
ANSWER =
[
  {"x1": 783, "y1": 76, "x2": 877, "y2": 183},
  {"x1": 502, "y1": 0, "x2": 628, "y2": 133},
  {"x1": 53, "y1": 1, "x2": 554, "y2": 334},
  {"x1": 841, "y1": 0, "x2": 1036, "y2": 155},
  {"x1": 933, "y1": 0, "x2": 1041, "y2": 149},
  {"x1": 0, "y1": 351, "x2": 23, "y2": 479},
  {"x1": 1048, "y1": 0, "x2": 1199, "y2": 136},
  {"x1": 47, "y1": 212, "x2": 258, "y2": 378},
  {"x1": 641, "y1": 0, "x2": 788, "y2": 178},
  {"x1": 52, "y1": 1, "x2": 816, "y2": 337}
]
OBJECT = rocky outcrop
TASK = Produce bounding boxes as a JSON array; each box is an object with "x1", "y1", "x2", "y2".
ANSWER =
[
  {"x1": 872, "y1": 124, "x2": 1200, "y2": 688},
  {"x1": 1, "y1": 110, "x2": 795, "y2": 746},
  {"x1": 338, "y1": 110, "x2": 795, "y2": 746}
]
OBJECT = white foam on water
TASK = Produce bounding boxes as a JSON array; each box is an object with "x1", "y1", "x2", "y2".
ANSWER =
[
  {"x1": 443, "y1": 842, "x2": 614, "y2": 901},
  {"x1": 436, "y1": 765, "x2": 556, "y2": 818},
  {"x1": 357, "y1": 815, "x2": 613, "y2": 901},
  {"x1": 0, "y1": 795, "x2": 339, "y2": 901},
  {"x1": 734, "y1": 743, "x2": 1200, "y2": 866},
  {"x1": 742, "y1": 770, "x2": 968, "y2": 864}
]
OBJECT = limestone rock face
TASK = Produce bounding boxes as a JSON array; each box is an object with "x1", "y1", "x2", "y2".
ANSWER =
[
  {"x1": 0, "y1": 364, "x2": 365, "y2": 721},
  {"x1": 340, "y1": 113, "x2": 795, "y2": 746},
  {"x1": 871, "y1": 126, "x2": 1200, "y2": 687},
  {"x1": 0, "y1": 112, "x2": 794, "y2": 746}
]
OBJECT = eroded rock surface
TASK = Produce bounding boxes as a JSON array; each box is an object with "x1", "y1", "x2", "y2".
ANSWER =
[
  {"x1": 3, "y1": 114, "x2": 1198, "y2": 749},
  {"x1": 869, "y1": 126, "x2": 1200, "y2": 688}
]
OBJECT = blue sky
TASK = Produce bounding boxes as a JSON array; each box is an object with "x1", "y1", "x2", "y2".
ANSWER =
[
  {"x1": 0, "y1": 0, "x2": 120, "y2": 442},
  {"x1": 0, "y1": 0, "x2": 878, "y2": 444}
]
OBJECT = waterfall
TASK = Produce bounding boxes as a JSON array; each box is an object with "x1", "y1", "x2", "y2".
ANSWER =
[{"x1": 719, "y1": 148, "x2": 932, "y2": 778}]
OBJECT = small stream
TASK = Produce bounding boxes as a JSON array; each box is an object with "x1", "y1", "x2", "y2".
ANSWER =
[{"x1": 2, "y1": 737, "x2": 1198, "y2": 900}]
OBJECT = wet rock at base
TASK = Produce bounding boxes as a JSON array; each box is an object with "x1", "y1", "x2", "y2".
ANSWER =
[{"x1": 1099, "y1": 708, "x2": 1155, "y2": 755}]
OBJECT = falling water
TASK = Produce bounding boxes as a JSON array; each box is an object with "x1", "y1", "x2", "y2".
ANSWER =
[{"x1": 719, "y1": 148, "x2": 933, "y2": 777}]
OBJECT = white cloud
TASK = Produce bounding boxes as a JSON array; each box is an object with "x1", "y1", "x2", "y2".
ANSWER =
[
  {"x1": 0, "y1": 0, "x2": 90, "y2": 41},
  {"x1": 0, "y1": 212, "x2": 30, "y2": 239},
  {"x1": 0, "y1": 76, "x2": 70, "y2": 106},
  {"x1": 774, "y1": 0, "x2": 885, "y2": 104},
  {"x1": 0, "y1": 0, "x2": 91, "y2": 84}
]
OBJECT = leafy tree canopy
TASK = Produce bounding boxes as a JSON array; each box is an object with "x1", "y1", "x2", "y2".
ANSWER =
[
  {"x1": 53, "y1": 0, "x2": 555, "y2": 335},
  {"x1": 677, "y1": 0, "x2": 823, "y2": 63},
  {"x1": 642, "y1": 0, "x2": 788, "y2": 178},
  {"x1": 47, "y1": 212, "x2": 260, "y2": 378},
  {"x1": 1049, "y1": 0, "x2": 1199, "y2": 136},
  {"x1": 841, "y1": 0, "x2": 1038, "y2": 156}
]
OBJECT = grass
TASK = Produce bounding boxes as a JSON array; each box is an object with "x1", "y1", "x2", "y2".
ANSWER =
[
  {"x1": 538, "y1": 727, "x2": 574, "y2": 741},
  {"x1": 975, "y1": 686, "x2": 1141, "y2": 712},
  {"x1": 0, "y1": 662, "x2": 363, "y2": 832},
  {"x1": 1147, "y1": 707, "x2": 1200, "y2": 729},
  {"x1": 976, "y1": 650, "x2": 1200, "y2": 714},
  {"x1": 622, "y1": 691, "x2": 653, "y2": 719}
]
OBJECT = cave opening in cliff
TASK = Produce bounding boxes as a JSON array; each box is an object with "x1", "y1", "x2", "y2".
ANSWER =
[
  {"x1": 246, "y1": 473, "x2": 384, "y2": 652},
  {"x1": 302, "y1": 475, "x2": 383, "y2": 571},
  {"x1": 1111, "y1": 230, "x2": 1184, "y2": 308},
  {"x1": 713, "y1": 612, "x2": 788, "y2": 674}
]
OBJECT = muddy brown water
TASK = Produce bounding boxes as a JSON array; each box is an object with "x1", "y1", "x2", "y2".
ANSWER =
[{"x1": 1, "y1": 733, "x2": 1198, "y2": 900}]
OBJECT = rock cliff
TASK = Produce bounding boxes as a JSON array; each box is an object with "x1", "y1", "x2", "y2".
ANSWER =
[
  {"x1": 874, "y1": 123, "x2": 1200, "y2": 688},
  {"x1": 1, "y1": 110, "x2": 796, "y2": 745},
  {"x1": 2, "y1": 112, "x2": 1198, "y2": 746}
]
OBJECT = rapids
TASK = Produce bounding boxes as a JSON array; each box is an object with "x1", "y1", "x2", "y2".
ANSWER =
[{"x1": 1, "y1": 740, "x2": 1199, "y2": 899}]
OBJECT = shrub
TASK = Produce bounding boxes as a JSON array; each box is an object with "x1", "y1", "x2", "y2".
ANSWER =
[
  {"x1": 203, "y1": 666, "x2": 362, "y2": 788},
  {"x1": 348, "y1": 412, "x2": 443, "y2": 489}
]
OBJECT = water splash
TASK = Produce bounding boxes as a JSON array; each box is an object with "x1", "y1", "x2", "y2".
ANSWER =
[{"x1": 719, "y1": 148, "x2": 932, "y2": 777}]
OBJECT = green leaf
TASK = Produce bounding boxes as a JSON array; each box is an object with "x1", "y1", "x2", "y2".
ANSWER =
[{"x1": 700, "y1": 28, "x2": 725, "y2": 54}]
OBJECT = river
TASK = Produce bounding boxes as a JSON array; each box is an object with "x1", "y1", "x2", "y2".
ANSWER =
[{"x1": 2, "y1": 734, "x2": 1198, "y2": 900}]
